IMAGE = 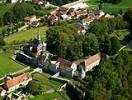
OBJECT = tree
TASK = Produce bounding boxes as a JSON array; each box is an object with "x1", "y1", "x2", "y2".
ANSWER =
[
  {"x1": 2, "y1": 28, "x2": 7, "y2": 37},
  {"x1": 0, "y1": 37, "x2": 5, "y2": 48},
  {"x1": 101, "y1": 0, "x2": 122, "y2": 4},
  {"x1": 110, "y1": 37, "x2": 121, "y2": 55},
  {"x1": 83, "y1": 33, "x2": 99, "y2": 56},
  {"x1": 3, "y1": 11, "x2": 15, "y2": 25},
  {"x1": 124, "y1": 8, "x2": 132, "y2": 31},
  {"x1": 46, "y1": 23, "x2": 84, "y2": 60}
]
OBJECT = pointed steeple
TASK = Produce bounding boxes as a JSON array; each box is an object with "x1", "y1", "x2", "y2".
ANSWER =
[{"x1": 36, "y1": 30, "x2": 41, "y2": 41}]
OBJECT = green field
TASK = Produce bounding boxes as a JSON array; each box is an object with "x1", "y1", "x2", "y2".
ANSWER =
[
  {"x1": 4, "y1": 26, "x2": 48, "y2": 44},
  {"x1": 87, "y1": 0, "x2": 132, "y2": 13},
  {"x1": 0, "y1": 52, "x2": 24, "y2": 78},
  {"x1": 0, "y1": 3, "x2": 13, "y2": 17}
]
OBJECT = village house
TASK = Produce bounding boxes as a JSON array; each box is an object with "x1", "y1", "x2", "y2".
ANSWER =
[
  {"x1": 67, "y1": 8, "x2": 76, "y2": 18},
  {"x1": 24, "y1": 15, "x2": 37, "y2": 25},
  {"x1": 55, "y1": 58, "x2": 77, "y2": 77},
  {"x1": 48, "y1": 14, "x2": 58, "y2": 25},
  {"x1": 0, "y1": 87, "x2": 6, "y2": 97},
  {"x1": 4, "y1": 72, "x2": 32, "y2": 93},
  {"x1": 79, "y1": 53, "x2": 101, "y2": 79},
  {"x1": 82, "y1": 53, "x2": 101, "y2": 72},
  {"x1": 75, "y1": 8, "x2": 88, "y2": 18}
]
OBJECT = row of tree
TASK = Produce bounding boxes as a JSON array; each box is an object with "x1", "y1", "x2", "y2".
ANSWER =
[
  {"x1": 46, "y1": 16, "x2": 128, "y2": 60},
  {"x1": 100, "y1": 0, "x2": 122, "y2": 4},
  {"x1": 47, "y1": 0, "x2": 78, "y2": 6}
]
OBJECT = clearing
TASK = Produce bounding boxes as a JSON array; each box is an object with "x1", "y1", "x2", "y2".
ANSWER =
[{"x1": 4, "y1": 26, "x2": 48, "y2": 44}]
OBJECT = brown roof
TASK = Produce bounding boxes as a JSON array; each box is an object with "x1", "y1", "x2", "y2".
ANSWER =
[
  {"x1": 6, "y1": 72, "x2": 32, "y2": 89},
  {"x1": 57, "y1": 7, "x2": 69, "y2": 15},
  {"x1": 56, "y1": 58, "x2": 72, "y2": 68},
  {"x1": 67, "y1": 8, "x2": 75, "y2": 15},
  {"x1": 85, "y1": 53, "x2": 101, "y2": 67},
  {"x1": 49, "y1": 14, "x2": 57, "y2": 21},
  {"x1": 75, "y1": 8, "x2": 87, "y2": 16}
]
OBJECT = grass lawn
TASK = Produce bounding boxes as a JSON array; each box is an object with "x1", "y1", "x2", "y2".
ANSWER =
[
  {"x1": 0, "y1": 3, "x2": 13, "y2": 18},
  {"x1": 4, "y1": 26, "x2": 48, "y2": 44},
  {"x1": 87, "y1": 0, "x2": 132, "y2": 13},
  {"x1": 0, "y1": 52, "x2": 25, "y2": 78}
]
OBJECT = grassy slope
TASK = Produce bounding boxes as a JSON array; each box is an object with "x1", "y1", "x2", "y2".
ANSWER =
[
  {"x1": 32, "y1": 91, "x2": 70, "y2": 100},
  {"x1": 0, "y1": 4, "x2": 13, "y2": 18},
  {"x1": 32, "y1": 73, "x2": 62, "y2": 90},
  {"x1": 4, "y1": 26, "x2": 48, "y2": 44},
  {"x1": 0, "y1": 52, "x2": 24, "y2": 78},
  {"x1": 31, "y1": 73, "x2": 70, "y2": 100},
  {"x1": 87, "y1": 0, "x2": 132, "y2": 13}
]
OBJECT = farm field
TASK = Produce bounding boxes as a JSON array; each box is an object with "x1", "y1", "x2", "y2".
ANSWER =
[
  {"x1": 4, "y1": 26, "x2": 48, "y2": 44},
  {"x1": 87, "y1": 0, "x2": 132, "y2": 13},
  {"x1": 0, "y1": 52, "x2": 25, "y2": 78}
]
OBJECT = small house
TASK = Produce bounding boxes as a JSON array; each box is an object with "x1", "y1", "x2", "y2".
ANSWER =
[
  {"x1": 0, "y1": 87, "x2": 6, "y2": 97},
  {"x1": 4, "y1": 72, "x2": 32, "y2": 92}
]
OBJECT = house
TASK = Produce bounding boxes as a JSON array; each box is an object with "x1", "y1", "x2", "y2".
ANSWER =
[
  {"x1": 4, "y1": 72, "x2": 32, "y2": 92},
  {"x1": 75, "y1": 8, "x2": 88, "y2": 17},
  {"x1": 82, "y1": 53, "x2": 101, "y2": 72},
  {"x1": 0, "y1": 87, "x2": 6, "y2": 97},
  {"x1": 81, "y1": 15, "x2": 95, "y2": 26},
  {"x1": 24, "y1": 15, "x2": 37, "y2": 24},
  {"x1": 66, "y1": 8, "x2": 76, "y2": 19},
  {"x1": 48, "y1": 14, "x2": 58, "y2": 25},
  {"x1": 84, "y1": 53, "x2": 101, "y2": 72},
  {"x1": 56, "y1": 7, "x2": 69, "y2": 15},
  {"x1": 56, "y1": 7, "x2": 69, "y2": 20},
  {"x1": 79, "y1": 53, "x2": 101, "y2": 79},
  {"x1": 56, "y1": 58, "x2": 77, "y2": 77}
]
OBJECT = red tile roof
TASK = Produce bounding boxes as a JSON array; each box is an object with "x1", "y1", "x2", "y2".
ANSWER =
[
  {"x1": 6, "y1": 72, "x2": 32, "y2": 89},
  {"x1": 85, "y1": 53, "x2": 101, "y2": 67}
]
